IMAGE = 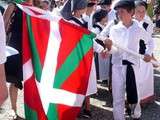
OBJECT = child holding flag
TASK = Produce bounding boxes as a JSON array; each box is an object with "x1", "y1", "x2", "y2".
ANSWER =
[{"x1": 105, "y1": 0, "x2": 154, "y2": 119}]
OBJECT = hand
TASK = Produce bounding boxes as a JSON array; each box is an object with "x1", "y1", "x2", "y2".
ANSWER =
[
  {"x1": 143, "y1": 54, "x2": 152, "y2": 62},
  {"x1": 105, "y1": 39, "x2": 112, "y2": 51},
  {"x1": 100, "y1": 49, "x2": 110, "y2": 59},
  {"x1": 151, "y1": 55, "x2": 159, "y2": 68}
]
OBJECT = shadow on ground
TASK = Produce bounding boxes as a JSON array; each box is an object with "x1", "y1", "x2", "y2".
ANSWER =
[{"x1": 77, "y1": 104, "x2": 113, "y2": 120}]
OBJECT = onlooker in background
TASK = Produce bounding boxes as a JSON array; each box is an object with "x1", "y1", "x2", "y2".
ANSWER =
[
  {"x1": 41, "y1": 0, "x2": 50, "y2": 10},
  {"x1": 3, "y1": 0, "x2": 40, "y2": 119},
  {"x1": 82, "y1": 0, "x2": 97, "y2": 30},
  {"x1": 33, "y1": 0, "x2": 42, "y2": 7},
  {"x1": 50, "y1": 0, "x2": 57, "y2": 11},
  {"x1": 51, "y1": 0, "x2": 65, "y2": 15},
  {"x1": 55, "y1": 0, "x2": 65, "y2": 8},
  {"x1": 98, "y1": 0, "x2": 116, "y2": 23},
  {"x1": 154, "y1": 0, "x2": 160, "y2": 28},
  {"x1": 98, "y1": 0, "x2": 112, "y2": 11},
  {"x1": 91, "y1": 9, "x2": 110, "y2": 83}
]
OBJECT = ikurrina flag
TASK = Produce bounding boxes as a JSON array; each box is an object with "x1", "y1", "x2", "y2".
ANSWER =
[{"x1": 18, "y1": 4, "x2": 97, "y2": 120}]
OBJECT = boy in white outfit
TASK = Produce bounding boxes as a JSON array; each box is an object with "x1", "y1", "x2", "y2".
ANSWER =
[{"x1": 105, "y1": 0, "x2": 154, "y2": 120}]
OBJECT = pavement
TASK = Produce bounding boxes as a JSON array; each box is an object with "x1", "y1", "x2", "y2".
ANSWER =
[{"x1": 0, "y1": 35, "x2": 160, "y2": 120}]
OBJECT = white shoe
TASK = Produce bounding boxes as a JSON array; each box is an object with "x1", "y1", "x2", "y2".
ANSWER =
[{"x1": 5, "y1": 109, "x2": 17, "y2": 120}]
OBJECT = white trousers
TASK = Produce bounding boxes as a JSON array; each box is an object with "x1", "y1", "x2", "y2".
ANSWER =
[
  {"x1": 112, "y1": 64, "x2": 141, "y2": 120},
  {"x1": 98, "y1": 54, "x2": 110, "y2": 80}
]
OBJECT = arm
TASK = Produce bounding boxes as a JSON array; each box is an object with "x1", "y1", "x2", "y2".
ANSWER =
[
  {"x1": 139, "y1": 28, "x2": 154, "y2": 62},
  {"x1": 0, "y1": 64, "x2": 7, "y2": 106},
  {"x1": 0, "y1": 13, "x2": 7, "y2": 106},
  {"x1": 105, "y1": 27, "x2": 118, "y2": 54},
  {"x1": 91, "y1": 27, "x2": 100, "y2": 35},
  {"x1": 146, "y1": 22, "x2": 154, "y2": 36},
  {"x1": 93, "y1": 40, "x2": 104, "y2": 53},
  {"x1": 144, "y1": 37, "x2": 154, "y2": 62},
  {"x1": 3, "y1": 3, "x2": 16, "y2": 32},
  {"x1": 93, "y1": 40, "x2": 110, "y2": 58},
  {"x1": 0, "y1": 13, "x2": 6, "y2": 64},
  {"x1": 139, "y1": 28, "x2": 154, "y2": 56},
  {"x1": 145, "y1": 37, "x2": 154, "y2": 55}
]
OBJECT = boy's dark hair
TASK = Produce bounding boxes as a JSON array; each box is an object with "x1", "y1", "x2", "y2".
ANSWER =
[
  {"x1": 93, "y1": 9, "x2": 108, "y2": 23},
  {"x1": 87, "y1": 3, "x2": 96, "y2": 7},
  {"x1": 135, "y1": 0, "x2": 148, "y2": 10},
  {"x1": 114, "y1": 0, "x2": 135, "y2": 12}
]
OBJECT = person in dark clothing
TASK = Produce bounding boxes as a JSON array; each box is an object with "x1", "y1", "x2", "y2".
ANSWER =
[{"x1": 3, "y1": 0, "x2": 40, "y2": 119}]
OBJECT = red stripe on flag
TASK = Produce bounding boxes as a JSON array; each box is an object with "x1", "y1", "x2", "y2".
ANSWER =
[
  {"x1": 56, "y1": 19, "x2": 90, "y2": 71},
  {"x1": 23, "y1": 13, "x2": 32, "y2": 63},
  {"x1": 57, "y1": 104, "x2": 81, "y2": 120},
  {"x1": 24, "y1": 75, "x2": 47, "y2": 120},
  {"x1": 29, "y1": 16, "x2": 50, "y2": 67},
  {"x1": 60, "y1": 49, "x2": 93, "y2": 95}
]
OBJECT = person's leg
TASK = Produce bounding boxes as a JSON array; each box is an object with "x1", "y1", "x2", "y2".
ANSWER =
[
  {"x1": 9, "y1": 83, "x2": 24, "y2": 120},
  {"x1": 82, "y1": 97, "x2": 91, "y2": 118},
  {"x1": 0, "y1": 64, "x2": 8, "y2": 106},
  {"x1": 132, "y1": 66, "x2": 142, "y2": 119},
  {"x1": 9, "y1": 83, "x2": 18, "y2": 113},
  {"x1": 112, "y1": 65, "x2": 125, "y2": 120},
  {"x1": 132, "y1": 102, "x2": 141, "y2": 119},
  {"x1": 84, "y1": 96, "x2": 90, "y2": 111}
]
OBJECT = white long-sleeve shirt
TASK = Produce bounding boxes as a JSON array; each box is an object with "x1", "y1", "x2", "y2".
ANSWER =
[
  {"x1": 109, "y1": 20, "x2": 154, "y2": 66},
  {"x1": 0, "y1": 13, "x2": 6, "y2": 64},
  {"x1": 135, "y1": 18, "x2": 154, "y2": 36}
]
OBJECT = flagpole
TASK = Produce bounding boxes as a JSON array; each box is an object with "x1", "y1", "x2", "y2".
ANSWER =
[
  {"x1": 96, "y1": 35, "x2": 160, "y2": 67},
  {"x1": 113, "y1": 42, "x2": 160, "y2": 67}
]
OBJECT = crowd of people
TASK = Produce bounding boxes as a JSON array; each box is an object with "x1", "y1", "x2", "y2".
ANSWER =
[{"x1": 0, "y1": 0, "x2": 158, "y2": 120}]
